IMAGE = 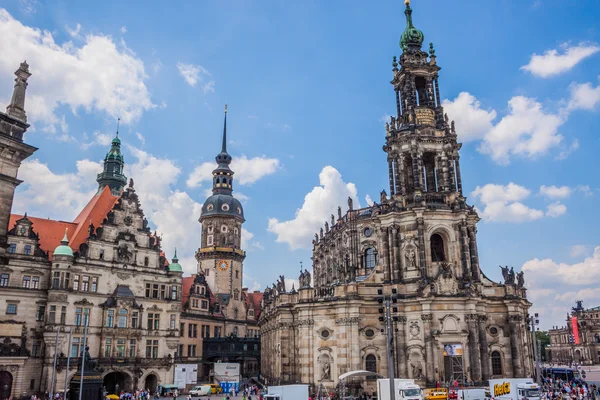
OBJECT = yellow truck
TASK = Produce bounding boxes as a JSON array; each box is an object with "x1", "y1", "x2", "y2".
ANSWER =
[{"x1": 424, "y1": 388, "x2": 448, "y2": 400}]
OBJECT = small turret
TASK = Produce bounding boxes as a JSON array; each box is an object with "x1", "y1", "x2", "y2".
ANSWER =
[
  {"x1": 169, "y1": 248, "x2": 183, "y2": 273},
  {"x1": 6, "y1": 61, "x2": 31, "y2": 123},
  {"x1": 53, "y1": 229, "x2": 74, "y2": 258},
  {"x1": 96, "y1": 120, "x2": 127, "y2": 195}
]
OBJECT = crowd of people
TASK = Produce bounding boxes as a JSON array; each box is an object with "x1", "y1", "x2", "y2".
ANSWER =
[{"x1": 540, "y1": 379, "x2": 599, "y2": 400}]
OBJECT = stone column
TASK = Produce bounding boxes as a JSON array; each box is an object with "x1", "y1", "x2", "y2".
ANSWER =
[
  {"x1": 467, "y1": 226, "x2": 480, "y2": 281},
  {"x1": 508, "y1": 315, "x2": 524, "y2": 377},
  {"x1": 459, "y1": 223, "x2": 471, "y2": 279},
  {"x1": 448, "y1": 157, "x2": 456, "y2": 192},
  {"x1": 455, "y1": 157, "x2": 463, "y2": 194},
  {"x1": 388, "y1": 158, "x2": 395, "y2": 196},
  {"x1": 398, "y1": 154, "x2": 406, "y2": 195},
  {"x1": 396, "y1": 317, "x2": 408, "y2": 378},
  {"x1": 392, "y1": 227, "x2": 400, "y2": 282},
  {"x1": 387, "y1": 228, "x2": 394, "y2": 281},
  {"x1": 394, "y1": 156, "x2": 402, "y2": 196},
  {"x1": 422, "y1": 314, "x2": 435, "y2": 385},
  {"x1": 417, "y1": 218, "x2": 427, "y2": 279},
  {"x1": 417, "y1": 153, "x2": 425, "y2": 191},
  {"x1": 381, "y1": 228, "x2": 391, "y2": 282},
  {"x1": 434, "y1": 78, "x2": 441, "y2": 108},
  {"x1": 396, "y1": 88, "x2": 402, "y2": 117},
  {"x1": 440, "y1": 152, "x2": 449, "y2": 192},
  {"x1": 426, "y1": 78, "x2": 435, "y2": 108},
  {"x1": 478, "y1": 315, "x2": 491, "y2": 382},
  {"x1": 466, "y1": 314, "x2": 482, "y2": 384},
  {"x1": 411, "y1": 152, "x2": 421, "y2": 192}
]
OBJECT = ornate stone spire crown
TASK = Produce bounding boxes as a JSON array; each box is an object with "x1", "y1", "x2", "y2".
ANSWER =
[
  {"x1": 400, "y1": 0, "x2": 424, "y2": 52},
  {"x1": 6, "y1": 61, "x2": 31, "y2": 123}
]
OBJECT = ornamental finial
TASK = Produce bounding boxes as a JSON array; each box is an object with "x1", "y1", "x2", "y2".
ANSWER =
[
  {"x1": 224, "y1": 104, "x2": 228, "y2": 114},
  {"x1": 404, "y1": 0, "x2": 410, "y2": 5}
]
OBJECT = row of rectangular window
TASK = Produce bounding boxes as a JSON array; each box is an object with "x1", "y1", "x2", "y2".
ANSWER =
[
  {"x1": 190, "y1": 298, "x2": 209, "y2": 309},
  {"x1": 145, "y1": 283, "x2": 179, "y2": 300},
  {"x1": 180, "y1": 323, "x2": 222, "y2": 338},
  {"x1": 104, "y1": 338, "x2": 137, "y2": 358},
  {"x1": 8, "y1": 243, "x2": 32, "y2": 254},
  {"x1": 176, "y1": 344, "x2": 197, "y2": 357},
  {"x1": 52, "y1": 272, "x2": 98, "y2": 292}
]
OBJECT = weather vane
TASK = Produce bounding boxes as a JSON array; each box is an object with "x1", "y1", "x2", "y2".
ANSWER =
[
  {"x1": 224, "y1": 104, "x2": 227, "y2": 114},
  {"x1": 116, "y1": 117, "x2": 121, "y2": 137}
]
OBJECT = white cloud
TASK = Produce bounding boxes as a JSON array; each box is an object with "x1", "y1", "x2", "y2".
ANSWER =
[
  {"x1": 556, "y1": 139, "x2": 579, "y2": 160},
  {"x1": 65, "y1": 23, "x2": 81, "y2": 38},
  {"x1": 521, "y1": 43, "x2": 600, "y2": 78},
  {"x1": 176, "y1": 62, "x2": 215, "y2": 93},
  {"x1": 0, "y1": 9, "x2": 154, "y2": 133},
  {"x1": 471, "y1": 182, "x2": 544, "y2": 223},
  {"x1": 577, "y1": 185, "x2": 593, "y2": 197},
  {"x1": 13, "y1": 159, "x2": 99, "y2": 219},
  {"x1": 546, "y1": 202, "x2": 567, "y2": 217},
  {"x1": 539, "y1": 185, "x2": 571, "y2": 199},
  {"x1": 522, "y1": 246, "x2": 600, "y2": 328},
  {"x1": 365, "y1": 194, "x2": 373, "y2": 206},
  {"x1": 135, "y1": 132, "x2": 145, "y2": 146},
  {"x1": 478, "y1": 96, "x2": 564, "y2": 165},
  {"x1": 442, "y1": 92, "x2": 496, "y2": 142},
  {"x1": 120, "y1": 26, "x2": 127, "y2": 34},
  {"x1": 81, "y1": 131, "x2": 113, "y2": 150},
  {"x1": 268, "y1": 166, "x2": 360, "y2": 249},
  {"x1": 186, "y1": 155, "x2": 280, "y2": 188},
  {"x1": 570, "y1": 245, "x2": 589, "y2": 258},
  {"x1": 241, "y1": 228, "x2": 263, "y2": 251},
  {"x1": 18, "y1": 0, "x2": 37, "y2": 14},
  {"x1": 568, "y1": 77, "x2": 600, "y2": 111}
]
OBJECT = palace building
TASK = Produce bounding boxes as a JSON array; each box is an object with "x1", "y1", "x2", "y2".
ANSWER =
[
  {"x1": 0, "y1": 62, "x2": 182, "y2": 397},
  {"x1": 259, "y1": 1, "x2": 533, "y2": 394}
]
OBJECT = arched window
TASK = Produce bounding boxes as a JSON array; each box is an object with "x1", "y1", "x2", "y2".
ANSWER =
[
  {"x1": 234, "y1": 289, "x2": 239, "y2": 301},
  {"x1": 491, "y1": 351, "x2": 503, "y2": 375},
  {"x1": 430, "y1": 234, "x2": 446, "y2": 262},
  {"x1": 365, "y1": 354, "x2": 377, "y2": 373},
  {"x1": 365, "y1": 248, "x2": 377, "y2": 269}
]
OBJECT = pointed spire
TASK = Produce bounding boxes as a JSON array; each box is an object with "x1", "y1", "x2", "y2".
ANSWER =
[
  {"x1": 6, "y1": 61, "x2": 32, "y2": 122},
  {"x1": 400, "y1": 0, "x2": 424, "y2": 52},
  {"x1": 222, "y1": 104, "x2": 228, "y2": 153},
  {"x1": 172, "y1": 248, "x2": 178, "y2": 263},
  {"x1": 116, "y1": 117, "x2": 120, "y2": 138},
  {"x1": 61, "y1": 228, "x2": 69, "y2": 245}
]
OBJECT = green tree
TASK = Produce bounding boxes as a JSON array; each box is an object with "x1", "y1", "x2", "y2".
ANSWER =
[{"x1": 536, "y1": 330, "x2": 550, "y2": 361}]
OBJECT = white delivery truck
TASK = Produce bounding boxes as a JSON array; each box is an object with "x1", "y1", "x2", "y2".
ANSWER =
[
  {"x1": 377, "y1": 379, "x2": 423, "y2": 400},
  {"x1": 264, "y1": 384, "x2": 309, "y2": 400},
  {"x1": 489, "y1": 379, "x2": 541, "y2": 400},
  {"x1": 457, "y1": 388, "x2": 487, "y2": 400}
]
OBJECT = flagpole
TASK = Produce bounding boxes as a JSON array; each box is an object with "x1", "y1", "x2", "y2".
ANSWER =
[
  {"x1": 63, "y1": 327, "x2": 73, "y2": 398},
  {"x1": 78, "y1": 321, "x2": 88, "y2": 400},
  {"x1": 50, "y1": 326, "x2": 61, "y2": 399}
]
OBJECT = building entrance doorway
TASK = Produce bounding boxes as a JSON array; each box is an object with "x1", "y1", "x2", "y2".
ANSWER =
[
  {"x1": 144, "y1": 374, "x2": 157, "y2": 393},
  {"x1": 443, "y1": 344, "x2": 465, "y2": 384},
  {"x1": 103, "y1": 371, "x2": 131, "y2": 394},
  {"x1": 0, "y1": 371, "x2": 12, "y2": 399}
]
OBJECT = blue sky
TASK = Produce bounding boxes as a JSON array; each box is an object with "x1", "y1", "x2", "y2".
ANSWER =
[{"x1": 1, "y1": 0, "x2": 599, "y2": 329}]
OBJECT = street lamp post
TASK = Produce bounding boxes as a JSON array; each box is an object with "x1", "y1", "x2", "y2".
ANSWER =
[
  {"x1": 378, "y1": 287, "x2": 398, "y2": 400},
  {"x1": 528, "y1": 313, "x2": 541, "y2": 385}
]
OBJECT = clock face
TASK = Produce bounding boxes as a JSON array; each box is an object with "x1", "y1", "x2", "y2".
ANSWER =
[{"x1": 218, "y1": 260, "x2": 229, "y2": 271}]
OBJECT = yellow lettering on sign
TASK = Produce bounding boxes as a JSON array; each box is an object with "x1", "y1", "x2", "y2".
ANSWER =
[{"x1": 493, "y1": 382, "x2": 511, "y2": 397}]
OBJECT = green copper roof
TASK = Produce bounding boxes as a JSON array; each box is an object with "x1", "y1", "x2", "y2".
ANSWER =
[
  {"x1": 54, "y1": 230, "x2": 74, "y2": 257},
  {"x1": 169, "y1": 248, "x2": 183, "y2": 272},
  {"x1": 400, "y1": 1, "x2": 424, "y2": 52}
]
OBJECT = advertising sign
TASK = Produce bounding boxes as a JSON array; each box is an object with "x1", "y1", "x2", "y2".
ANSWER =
[
  {"x1": 442, "y1": 344, "x2": 463, "y2": 356},
  {"x1": 572, "y1": 316, "x2": 580, "y2": 345},
  {"x1": 214, "y1": 363, "x2": 240, "y2": 382},
  {"x1": 174, "y1": 364, "x2": 198, "y2": 388}
]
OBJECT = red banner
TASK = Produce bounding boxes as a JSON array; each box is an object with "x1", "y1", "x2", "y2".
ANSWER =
[{"x1": 572, "y1": 316, "x2": 580, "y2": 345}]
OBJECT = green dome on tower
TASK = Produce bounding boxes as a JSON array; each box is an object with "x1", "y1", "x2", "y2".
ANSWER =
[
  {"x1": 54, "y1": 230, "x2": 74, "y2": 257},
  {"x1": 169, "y1": 249, "x2": 183, "y2": 273},
  {"x1": 400, "y1": 0, "x2": 424, "y2": 52}
]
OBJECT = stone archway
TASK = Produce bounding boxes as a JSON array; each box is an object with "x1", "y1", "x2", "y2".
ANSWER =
[
  {"x1": 103, "y1": 371, "x2": 132, "y2": 394},
  {"x1": 144, "y1": 373, "x2": 158, "y2": 393},
  {"x1": 0, "y1": 371, "x2": 12, "y2": 399}
]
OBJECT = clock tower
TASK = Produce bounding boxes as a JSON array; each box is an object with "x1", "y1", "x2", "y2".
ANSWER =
[{"x1": 196, "y1": 106, "x2": 246, "y2": 297}]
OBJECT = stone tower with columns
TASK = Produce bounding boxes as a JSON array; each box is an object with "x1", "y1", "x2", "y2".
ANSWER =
[{"x1": 0, "y1": 62, "x2": 37, "y2": 263}]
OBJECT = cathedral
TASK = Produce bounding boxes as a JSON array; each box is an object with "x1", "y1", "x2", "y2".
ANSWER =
[
  {"x1": 0, "y1": 62, "x2": 183, "y2": 397},
  {"x1": 259, "y1": 1, "x2": 533, "y2": 393}
]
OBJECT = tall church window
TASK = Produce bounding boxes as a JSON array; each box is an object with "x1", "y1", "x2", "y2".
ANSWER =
[
  {"x1": 491, "y1": 351, "x2": 503, "y2": 375},
  {"x1": 365, "y1": 248, "x2": 377, "y2": 270},
  {"x1": 430, "y1": 234, "x2": 446, "y2": 262},
  {"x1": 365, "y1": 354, "x2": 377, "y2": 373}
]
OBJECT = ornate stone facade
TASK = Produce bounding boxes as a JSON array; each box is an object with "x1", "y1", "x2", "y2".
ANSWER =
[
  {"x1": 548, "y1": 301, "x2": 600, "y2": 365},
  {"x1": 259, "y1": 2, "x2": 532, "y2": 393},
  {"x1": 0, "y1": 67, "x2": 182, "y2": 397}
]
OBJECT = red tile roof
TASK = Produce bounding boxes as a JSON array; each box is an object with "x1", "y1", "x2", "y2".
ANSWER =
[
  {"x1": 181, "y1": 276, "x2": 195, "y2": 307},
  {"x1": 245, "y1": 291, "x2": 263, "y2": 320},
  {"x1": 9, "y1": 185, "x2": 119, "y2": 259}
]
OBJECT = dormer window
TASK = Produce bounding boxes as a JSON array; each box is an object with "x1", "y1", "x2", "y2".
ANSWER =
[
  {"x1": 8, "y1": 244, "x2": 16, "y2": 254},
  {"x1": 24, "y1": 245, "x2": 31, "y2": 255},
  {"x1": 208, "y1": 225, "x2": 214, "y2": 233}
]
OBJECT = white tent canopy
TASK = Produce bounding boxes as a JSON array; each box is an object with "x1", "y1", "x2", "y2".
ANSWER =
[{"x1": 338, "y1": 370, "x2": 384, "y2": 381}]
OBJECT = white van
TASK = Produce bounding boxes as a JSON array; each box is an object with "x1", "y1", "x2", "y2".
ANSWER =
[{"x1": 189, "y1": 385, "x2": 212, "y2": 396}]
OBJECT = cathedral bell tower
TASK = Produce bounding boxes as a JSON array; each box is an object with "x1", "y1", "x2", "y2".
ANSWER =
[
  {"x1": 196, "y1": 106, "x2": 246, "y2": 297},
  {"x1": 0, "y1": 62, "x2": 37, "y2": 264},
  {"x1": 385, "y1": 0, "x2": 463, "y2": 204}
]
